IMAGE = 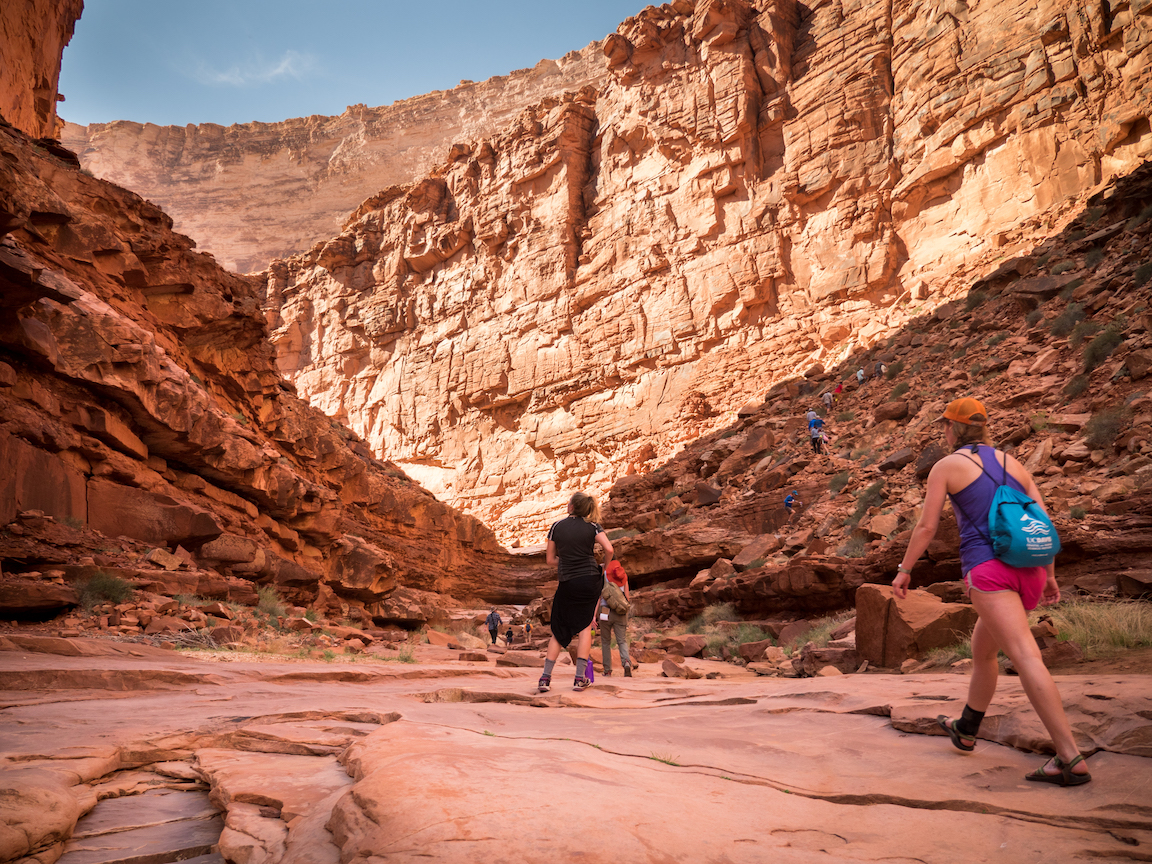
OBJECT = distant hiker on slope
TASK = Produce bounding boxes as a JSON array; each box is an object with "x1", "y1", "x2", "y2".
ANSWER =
[{"x1": 486, "y1": 608, "x2": 501, "y2": 645}]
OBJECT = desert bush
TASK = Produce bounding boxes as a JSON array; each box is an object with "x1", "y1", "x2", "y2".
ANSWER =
[
  {"x1": 886, "y1": 360, "x2": 905, "y2": 380},
  {"x1": 1069, "y1": 506, "x2": 1086, "y2": 520},
  {"x1": 1050, "y1": 260, "x2": 1075, "y2": 275},
  {"x1": 1083, "y1": 206, "x2": 1105, "y2": 225},
  {"x1": 829, "y1": 471, "x2": 852, "y2": 493},
  {"x1": 924, "y1": 639, "x2": 974, "y2": 668},
  {"x1": 1025, "y1": 309, "x2": 1045, "y2": 327},
  {"x1": 1068, "y1": 320, "x2": 1100, "y2": 348},
  {"x1": 734, "y1": 623, "x2": 771, "y2": 644},
  {"x1": 1049, "y1": 302, "x2": 1085, "y2": 338},
  {"x1": 929, "y1": 343, "x2": 949, "y2": 354},
  {"x1": 257, "y1": 585, "x2": 287, "y2": 618},
  {"x1": 836, "y1": 536, "x2": 867, "y2": 558},
  {"x1": 304, "y1": 608, "x2": 318, "y2": 622},
  {"x1": 845, "y1": 481, "x2": 885, "y2": 527},
  {"x1": 951, "y1": 346, "x2": 967, "y2": 359},
  {"x1": 1058, "y1": 277, "x2": 1084, "y2": 301},
  {"x1": 703, "y1": 603, "x2": 736, "y2": 625},
  {"x1": 1084, "y1": 247, "x2": 1104, "y2": 268},
  {"x1": 1083, "y1": 323, "x2": 1125, "y2": 372},
  {"x1": 1126, "y1": 204, "x2": 1152, "y2": 231},
  {"x1": 79, "y1": 571, "x2": 133, "y2": 610},
  {"x1": 1036, "y1": 251, "x2": 1053, "y2": 268},
  {"x1": 891, "y1": 382, "x2": 910, "y2": 399},
  {"x1": 1084, "y1": 406, "x2": 1130, "y2": 449},
  {"x1": 964, "y1": 291, "x2": 987, "y2": 311},
  {"x1": 1062, "y1": 374, "x2": 1090, "y2": 398},
  {"x1": 986, "y1": 332, "x2": 1007, "y2": 346},
  {"x1": 787, "y1": 610, "x2": 856, "y2": 652},
  {"x1": 1042, "y1": 599, "x2": 1152, "y2": 659},
  {"x1": 1135, "y1": 261, "x2": 1152, "y2": 287},
  {"x1": 607, "y1": 527, "x2": 639, "y2": 540},
  {"x1": 835, "y1": 410, "x2": 855, "y2": 422}
]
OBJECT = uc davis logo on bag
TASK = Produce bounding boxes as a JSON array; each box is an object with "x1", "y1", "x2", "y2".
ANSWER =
[{"x1": 1020, "y1": 512, "x2": 1054, "y2": 550}]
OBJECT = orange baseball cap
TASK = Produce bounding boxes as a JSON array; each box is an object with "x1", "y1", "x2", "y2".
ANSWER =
[{"x1": 942, "y1": 397, "x2": 988, "y2": 425}]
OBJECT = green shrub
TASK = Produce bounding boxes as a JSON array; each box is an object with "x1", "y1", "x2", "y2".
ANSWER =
[
  {"x1": 1062, "y1": 374, "x2": 1090, "y2": 398},
  {"x1": 891, "y1": 382, "x2": 910, "y2": 399},
  {"x1": 1084, "y1": 248, "x2": 1104, "y2": 268},
  {"x1": 304, "y1": 608, "x2": 318, "y2": 622},
  {"x1": 1068, "y1": 320, "x2": 1100, "y2": 348},
  {"x1": 78, "y1": 571, "x2": 133, "y2": 610},
  {"x1": 607, "y1": 527, "x2": 639, "y2": 540},
  {"x1": 702, "y1": 603, "x2": 736, "y2": 625},
  {"x1": 930, "y1": 343, "x2": 949, "y2": 354},
  {"x1": 964, "y1": 291, "x2": 987, "y2": 311},
  {"x1": 835, "y1": 410, "x2": 855, "y2": 422},
  {"x1": 1083, "y1": 323, "x2": 1125, "y2": 372},
  {"x1": 322, "y1": 649, "x2": 336, "y2": 662},
  {"x1": 985, "y1": 332, "x2": 1007, "y2": 346},
  {"x1": 257, "y1": 585, "x2": 287, "y2": 618},
  {"x1": 734, "y1": 623, "x2": 770, "y2": 644},
  {"x1": 1083, "y1": 206, "x2": 1105, "y2": 225},
  {"x1": 846, "y1": 481, "x2": 885, "y2": 527},
  {"x1": 396, "y1": 645, "x2": 416, "y2": 663},
  {"x1": 1058, "y1": 277, "x2": 1084, "y2": 301},
  {"x1": 836, "y1": 536, "x2": 867, "y2": 558},
  {"x1": 1127, "y1": 204, "x2": 1152, "y2": 231},
  {"x1": 1084, "y1": 406, "x2": 1130, "y2": 449},
  {"x1": 829, "y1": 471, "x2": 851, "y2": 493},
  {"x1": 1036, "y1": 251, "x2": 1053, "y2": 268},
  {"x1": 886, "y1": 360, "x2": 905, "y2": 380},
  {"x1": 1069, "y1": 506, "x2": 1086, "y2": 520},
  {"x1": 969, "y1": 362, "x2": 984, "y2": 378},
  {"x1": 1068, "y1": 228, "x2": 1086, "y2": 242},
  {"x1": 1025, "y1": 308, "x2": 1045, "y2": 327},
  {"x1": 1050, "y1": 260, "x2": 1075, "y2": 275},
  {"x1": 1135, "y1": 262, "x2": 1152, "y2": 287},
  {"x1": 1049, "y1": 302, "x2": 1085, "y2": 338}
]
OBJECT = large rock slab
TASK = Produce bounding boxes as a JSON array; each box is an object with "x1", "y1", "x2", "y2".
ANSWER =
[{"x1": 856, "y1": 585, "x2": 978, "y2": 668}]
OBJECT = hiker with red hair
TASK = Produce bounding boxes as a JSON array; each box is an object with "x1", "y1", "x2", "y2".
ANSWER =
[{"x1": 597, "y1": 560, "x2": 633, "y2": 677}]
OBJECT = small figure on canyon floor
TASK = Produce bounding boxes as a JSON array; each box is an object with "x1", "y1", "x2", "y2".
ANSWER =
[
  {"x1": 892, "y1": 397, "x2": 1088, "y2": 786},
  {"x1": 598, "y1": 560, "x2": 633, "y2": 677},
  {"x1": 822, "y1": 390, "x2": 834, "y2": 411},
  {"x1": 784, "y1": 490, "x2": 802, "y2": 521},
  {"x1": 525, "y1": 619, "x2": 533, "y2": 642},
  {"x1": 504, "y1": 627, "x2": 513, "y2": 647},
  {"x1": 541, "y1": 492, "x2": 614, "y2": 693},
  {"x1": 486, "y1": 608, "x2": 501, "y2": 645},
  {"x1": 856, "y1": 367, "x2": 865, "y2": 385},
  {"x1": 834, "y1": 382, "x2": 843, "y2": 400},
  {"x1": 874, "y1": 362, "x2": 887, "y2": 380},
  {"x1": 808, "y1": 413, "x2": 826, "y2": 454}
]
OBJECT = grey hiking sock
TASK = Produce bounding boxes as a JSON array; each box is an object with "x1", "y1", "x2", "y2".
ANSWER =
[
  {"x1": 543, "y1": 658, "x2": 556, "y2": 677},
  {"x1": 576, "y1": 658, "x2": 588, "y2": 678}
]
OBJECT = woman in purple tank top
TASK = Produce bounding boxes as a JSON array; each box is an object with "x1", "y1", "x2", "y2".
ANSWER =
[{"x1": 892, "y1": 397, "x2": 1090, "y2": 786}]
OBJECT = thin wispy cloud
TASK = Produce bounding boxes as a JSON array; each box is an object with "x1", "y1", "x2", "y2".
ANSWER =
[{"x1": 191, "y1": 50, "x2": 319, "y2": 87}]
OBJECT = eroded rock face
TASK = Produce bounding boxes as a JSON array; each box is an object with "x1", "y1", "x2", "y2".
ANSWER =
[
  {"x1": 0, "y1": 119, "x2": 546, "y2": 616},
  {"x1": 0, "y1": 0, "x2": 82, "y2": 140},
  {"x1": 60, "y1": 48, "x2": 612, "y2": 273},
  {"x1": 260, "y1": 0, "x2": 1152, "y2": 544}
]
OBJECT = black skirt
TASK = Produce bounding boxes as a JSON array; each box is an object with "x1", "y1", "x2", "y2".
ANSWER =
[{"x1": 549, "y1": 570, "x2": 602, "y2": 648}]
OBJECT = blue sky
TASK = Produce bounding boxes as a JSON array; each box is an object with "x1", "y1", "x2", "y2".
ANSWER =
[{"x1": 59, "y1": 0, "x2": 651, "y2": 128}]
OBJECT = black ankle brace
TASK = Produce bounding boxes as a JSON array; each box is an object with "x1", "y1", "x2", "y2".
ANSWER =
[{"x1": 957, "y1": 704, "x2": 985, "y2": 736}]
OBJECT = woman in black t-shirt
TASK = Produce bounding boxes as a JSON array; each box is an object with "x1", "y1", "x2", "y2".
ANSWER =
[{"x1": 539, "y1": 492, "x2": 614, "y2": 693}]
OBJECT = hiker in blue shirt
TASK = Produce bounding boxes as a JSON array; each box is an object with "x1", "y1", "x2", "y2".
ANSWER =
[
  {"x1": 784, "y1": 490, "x2": 802, "y2": 521},
  {"x1": 808, "y1": 413, "x2": 826, "y2": 454}
]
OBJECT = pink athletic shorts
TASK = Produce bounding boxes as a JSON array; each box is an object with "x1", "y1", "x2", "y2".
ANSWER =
[{"x1": 964, "y1": 559, "x2": 1048, "y2": 610}]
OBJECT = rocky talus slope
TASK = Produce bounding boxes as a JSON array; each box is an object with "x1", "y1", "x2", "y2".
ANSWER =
[
  {"x1": 59, "y1": 47, "x2": 611, "y2": 273},
  {"x1": 607, "y1": 161, "x2": 1152, "y2": 625},
  {"x1": 0, "y1": 117, "x2": 549, "y2": 632},
  {"x1": 260, "y1": 0, "x2": 1152, "y2": 544}
]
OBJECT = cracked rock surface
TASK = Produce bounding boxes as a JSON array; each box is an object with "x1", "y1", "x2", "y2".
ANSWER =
[{"x1": 2, "y1": 642, "x2": 1149, "y2": 862}]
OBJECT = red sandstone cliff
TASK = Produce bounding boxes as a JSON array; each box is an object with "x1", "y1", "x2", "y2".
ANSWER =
[
  {"x1": 259, "y1": 0, "x2": 1152, "y2": 545},
  {"x1": 0, "y1": 0, "x2": 83, "y2": 139}
]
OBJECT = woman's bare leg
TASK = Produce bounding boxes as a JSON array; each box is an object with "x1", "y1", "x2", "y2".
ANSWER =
[
  {"x1": 966, "y1": 615, "x2": 1001, "y2": 712},
  {"x1": 969, "y1": 590, "x2": 1086, "y2": 771},
  {"x1": 576, "y1": 624, "x2": 593, "y2": 662},
  {"x1": 545, "y1": 636, "x2": 562, "y2": 662}
]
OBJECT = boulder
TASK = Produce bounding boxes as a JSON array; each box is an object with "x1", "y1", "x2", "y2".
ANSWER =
[
  {"x1": 777, "y1": 620, "x2": 811, "y2": 646},
  {"x1": 878, "y1": 448, "x2": 914, "y2": 472},
  {"x1": 874, "y1": 401, "x2": 909, "y2": 422},
  {"x1": 855, "y1": 585, "x2": 978, "y2": 668},
  {"x1": 425, "y1": 630, "x2": 463, "y2": 649},
  {"x1": 915, "y1": 443, "x2": 948, "y2": 480},
  {"x1": 197, "y1": 534, "x2": 257, "y2": 564},
  {"x1": 737, "y1": 638, "x2": 776, "y2": 662},
  {"x1": 87, "y1": 479, "x2": 222, "y2": 547},
  {"x1": 657, "y1": 634, "x2": 706, "y2": 657},
  {"x1": 0, "y1": 579, "x2": 78, "y2": 617},
  {"x1": 797, "y1": 643, "x2": 862, "y2": 676},
  {"x1": 1119, "y1": 569, "x2": 1152, "y2": 598},
  {"x1": 495, "y1": 651, "x2": 544, "y2": 668},
  {"x1": 661, "y1": 658, "x2": 703, "y2": 679},
  {"x1": 732, "y1": 535, "x2": 781, "y2": 570},
  {"x1": 210, "y1": 625, "x2": 244, "y2": 644}
]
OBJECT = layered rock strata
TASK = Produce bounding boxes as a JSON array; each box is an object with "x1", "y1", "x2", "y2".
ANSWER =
[
  {"x1": 0, "y1": 0, "x2": 83, "y2": 139},
  {"x1": 60, "y1": 47, "x2": 611, "y2": 273},
  {"x1": 0, "y1": 118, "x2": 546, "y2": 621},
  {"x1": 262, "y1": 0, "x2": 1152, "y2": 544}
]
